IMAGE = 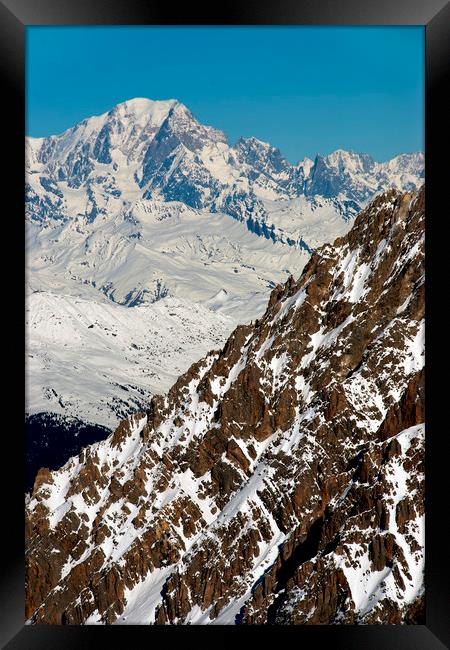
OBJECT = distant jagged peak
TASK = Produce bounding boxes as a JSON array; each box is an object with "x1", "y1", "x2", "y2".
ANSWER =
[
  {"x1": 315, "y1": 149, "x2": 376, "y2": 173},
  {"x1": 48, "y1": 97, "x2": 181, "y2": 139},
  {"x1": 235, "y1": 135, "x2": 285, "y2": 158},
  {"x1": 380, "y1": 150, "x2": 425, "y2": 175},
  {"x1": 93, "y1": 97, "x2": 227, "y2": 146},
  {"x1": 314, "y1": 148, "x2": 424, "y2": 176},
  {"x1": 296, "y1": 156, "x2": 315, "y2": 176},
  {"x1": 235, "y1": 135, "x2": 289, "y2": 175},
  {"x1": 237, "y1": 135, "x2": 272, "y2": 150}
]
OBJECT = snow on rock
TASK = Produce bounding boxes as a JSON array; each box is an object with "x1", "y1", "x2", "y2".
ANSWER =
[{"x1": 26, "y1": 186, "x2": 425, "y2": 626}]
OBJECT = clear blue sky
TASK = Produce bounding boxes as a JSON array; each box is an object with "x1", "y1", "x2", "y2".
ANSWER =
[{"x1": 26, "y1": 26, "x2": 424, "y2": 163}]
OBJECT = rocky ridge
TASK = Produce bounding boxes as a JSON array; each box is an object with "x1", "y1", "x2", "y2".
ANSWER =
[{"x1": 26, "y1": 185, "x2": 425, "y2": 625}]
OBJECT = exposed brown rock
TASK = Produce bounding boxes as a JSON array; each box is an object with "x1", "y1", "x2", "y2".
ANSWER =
[{"x1": 26, "y1": 186, "x2": 425, "y2": 626}]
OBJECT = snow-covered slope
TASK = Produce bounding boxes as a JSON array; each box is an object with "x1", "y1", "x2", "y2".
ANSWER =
[
  {"x1": 27, "y1": 291, "x2": 233, "y2": 428},
  {"x1": 26, "y1": 187, "x2": 425, "y2": 625},
  {"x1": 26, "y1": 199, "x2": 309, "y2": 316}
]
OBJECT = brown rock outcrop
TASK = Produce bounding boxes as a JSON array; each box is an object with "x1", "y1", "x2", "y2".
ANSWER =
[{"x1": 26, "y1": 186, "x2": 425, "y2": 625}]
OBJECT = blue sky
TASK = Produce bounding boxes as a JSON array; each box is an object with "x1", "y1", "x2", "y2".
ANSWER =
[{"x1": 26, "y1": 26, "x2": 424, "y2": 163}]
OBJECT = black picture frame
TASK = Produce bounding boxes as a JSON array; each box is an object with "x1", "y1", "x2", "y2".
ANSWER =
[{"x1": 1, "y1": 0, "x2": 448, "y2": 647}]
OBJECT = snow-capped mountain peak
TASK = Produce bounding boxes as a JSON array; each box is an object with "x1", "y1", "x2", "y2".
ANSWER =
[
  {"x1": 111, "y1": 97, "x2": 179, "y2": 123},
  {"x1": 235, "y1": 136, "x2": 289, "y2": 177},
  {"x1": 296, "y1": 156, "x2": 315, "y2": 178},
  {"x1": 320, "y1": 149, "x2": 375, "y2": 173},
  {"x1": 26, "y1": 96, "x2": 423, "y2": 228},
  {"x1": 27, "y1": 98, "x2": 183, "y2": 173}
]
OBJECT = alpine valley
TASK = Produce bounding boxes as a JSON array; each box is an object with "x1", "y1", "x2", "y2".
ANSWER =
[{"x1": 26, "y1": 99, "x2": 425, "y2": 625}]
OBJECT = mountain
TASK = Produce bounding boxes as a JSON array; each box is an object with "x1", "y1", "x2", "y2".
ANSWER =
[
  {"x1": 26, "y1": 185, "x2": 424, "y2": 625},
  {"x1": 26, "y1": 98, "x2": 423, "y2": 429},
  {"x1": 305, "y1": 149, "x2": 424, "y2": 206},
  {"x1": 26, "y1": 97, "x2": 423, "y2": 238}
]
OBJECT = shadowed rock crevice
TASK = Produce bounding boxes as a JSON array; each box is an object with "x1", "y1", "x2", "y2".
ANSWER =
[{"x1": 267, "y1": 515, "x2": 325, "y2": 623}]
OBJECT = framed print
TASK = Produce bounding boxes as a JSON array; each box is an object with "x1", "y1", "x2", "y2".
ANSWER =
[{"x1": 0, "y1": 0, "x2": 449, "y2": 647}]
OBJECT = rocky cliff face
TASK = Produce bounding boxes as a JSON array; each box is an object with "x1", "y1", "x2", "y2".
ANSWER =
[{"x1": 25, "y1": 186, "x2": 425, "y2": 625}]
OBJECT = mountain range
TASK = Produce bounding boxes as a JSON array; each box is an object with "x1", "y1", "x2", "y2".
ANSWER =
[
  {"x1": 26, "y1": 184, "x2": 425, "y2": 625},
  {"x1": 25, "y1": 97, "x2": 424, "y2": 461},
  {"x1": 26, "y1": 97, "x2": 423, "y2": 231}
]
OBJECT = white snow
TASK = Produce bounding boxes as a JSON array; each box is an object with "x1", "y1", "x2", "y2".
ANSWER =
[
  {"x1": 333, "y1": 424, "x2": 425, "y2": 619},
  {"x1": 26, "y1": 291, "x2": 233, "y2": 428}
]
